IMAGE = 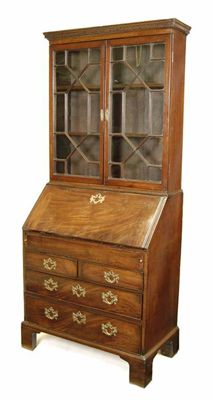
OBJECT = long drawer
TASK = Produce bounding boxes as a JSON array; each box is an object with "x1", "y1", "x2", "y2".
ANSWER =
[
  {"x1": 25, "y1": 270, "x2": 142, "y2": 319},
  {"x1": 25, "y1": 294, "x2": 141, "y2": 354}
]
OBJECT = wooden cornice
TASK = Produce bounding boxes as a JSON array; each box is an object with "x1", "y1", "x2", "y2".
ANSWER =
[{"x1": 44, "y1": 18, "x2": 191, "y2": 42}]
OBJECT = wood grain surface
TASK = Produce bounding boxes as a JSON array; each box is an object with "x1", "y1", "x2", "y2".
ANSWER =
[{"x1": 23, "y1": 184, "x2": 166, "y2": 248}]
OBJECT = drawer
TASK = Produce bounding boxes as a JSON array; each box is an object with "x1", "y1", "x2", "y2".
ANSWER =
[
  {"x1": 25, "y1": 294, "x2": 141, "y2": 354},
  {"x1": 25, "y1": 233, "x2": 144, "y2": 270},
  {"x1": 79, "y1": 261, "x2": 143, "y2": 291},
  {"x1": 25, "y1": 270, "x2": 142, "y2": 319},
  {"x1": 24, "y1": 251, "x2": 77, "y2": 277}
]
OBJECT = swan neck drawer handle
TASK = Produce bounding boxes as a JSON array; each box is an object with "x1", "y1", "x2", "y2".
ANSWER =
[
  {"x1": 101, "y1": 322, "x2": 117, "y2": 337},
  {"x1": 72, "y1": 284, "x2": 86, "y2": 298},
  {"x1": 104, "y1": 270, "x2": 119, "y2": 284},
  {"x1": 102, "y1": 290, "x2": 118, "y2": 305},
  {"x1": 44, "y1": 307, "x2": 58, "y2": 320},
  {"x1": 72, "y1": 311, "x2": 86, "y2": 325},
  {"x1": 43, "y1": 257, "x2": 57, "y2": 271},
  {"x1": 44, "y1": 278, "x2": 58, "y2": 291}
]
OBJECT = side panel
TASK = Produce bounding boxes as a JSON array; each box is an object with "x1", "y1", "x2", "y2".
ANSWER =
[
  {"x1": 143, "y1": 192, "x2": 183, "y2": 351},
  {"x1": 168, "y1": 31, "x2": 187, "y2": 191}
]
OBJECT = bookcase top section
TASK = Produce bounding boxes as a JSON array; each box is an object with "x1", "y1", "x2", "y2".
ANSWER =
[
  {"x1": 44, "y1": 19, "x2": 191, "y2": 42},
  {"x1": 23, "y1": 184, "x2": 167, "y2": 249}
]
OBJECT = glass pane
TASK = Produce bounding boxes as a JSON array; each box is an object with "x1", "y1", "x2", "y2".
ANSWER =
[
  {"x1": 152, "y1": 44, "x2": 165, "y2": 59},
  {"x1": 91, "y1": 93, "x2": 100, "y2": 133},
  {"x1": 110, "y1": 93, "x2": 122, "y2": 133},
  {"x1": 108, "y1": 42, "x2": 165, "y2": 183},
  {"x1": 56, "y1": 66, "x2": 70, "y2": 92},
  {"x1": 69, "y1": 91, "x2": 87, "y2": 133},
  {"x1": 68, "y1": 49, "x2": 88, "y2": 72},
  {"x1": 56, "y1": 134, "x2": 71, "y2": 159},
  {"x1": 125, "y1": 90, "x2": 149, "y2": 134},
  {"x1": 55, "y1": 161, "x2": 65, "y2": 174},
  {"x1": 55, "y1": 51, "x2": 65, "y2": 65},
  {"x1": 55, "y1": 94, "x2": 65, "y2": 132},
  {"x1": 53, "y1": 47, "x2": 101, "y2": 177},
  {"x1": 81, "y1": 64, "x2": 100, "y2": 87},
  {"x1": 125, "y1": 153, "x2": 148, "y2": 180},
  {"x1": 151, "y1": 92, "x2": 164, "y2": 135},
  {"x1": 131, "y1": 137, "x2": 163, "y2": 165},
  {"x1": 89, "y1": 48, "x2": 100, "y2": 63}
]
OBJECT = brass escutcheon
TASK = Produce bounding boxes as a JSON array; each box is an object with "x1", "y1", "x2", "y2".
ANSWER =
[
  {"x1": 104, "y1": 270, "x2": 119, "y2": 284},
  {"x1": 90, "y1": 193, "x2": 105, "y2": 205}
]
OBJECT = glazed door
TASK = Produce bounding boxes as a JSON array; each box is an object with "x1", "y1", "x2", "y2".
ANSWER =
[
  {"x1": 51, "y1": 41, "x2": 105, "y2": 183},
  {"x1": 105, "y1": 35, "x2": 171, "y2": 190}
]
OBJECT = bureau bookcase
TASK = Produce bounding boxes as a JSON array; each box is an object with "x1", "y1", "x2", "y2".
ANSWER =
[{"x1": 21, "y1": 18, "x2": 190, "y2": 387}]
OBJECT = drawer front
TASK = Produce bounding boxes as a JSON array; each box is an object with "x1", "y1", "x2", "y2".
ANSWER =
[
  {"x1": 25, "y1": 294, "x2": 141, "y2": 354},
  {"x1": 24, "y1": 251, "x2": 77, "y2": 277},
  {"x1": 79, "y1": 262, "x2": 143, "y2": 291},
  {"x1": 25, "y1": 271, "x2": 142, "y2": 319},
  {"x1": 25, "y1": 233, "x2": 144, "y2": 270}
]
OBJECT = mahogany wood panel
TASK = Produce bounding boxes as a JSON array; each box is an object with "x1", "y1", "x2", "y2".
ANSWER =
[
  {"x1": 25, "y1": 270, "x2": 142, "y2": 318},
  {"x1": 23, "y1": 184, "x2": 165, "y2": 248},
  {"x1": 24, "y1": 233, "x2": 144, "y2": 270},
  {"x1": 79, "y1": 261, "x2": 143, "y2": 291},
  {"x1": 25, "y1": 251, "x2": 77, "y2": 277},
  {"x1": 167, "y1": 31, "x2": 187, "y2": 192},
  {"x1": 143, "y1": 192, "x2": 183, "y2": 351},
  {"x1": 25, "y1": 294, "x2": 141, "y2": 354}
]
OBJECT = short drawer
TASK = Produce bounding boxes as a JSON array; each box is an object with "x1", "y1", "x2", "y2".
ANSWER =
[
  {"x1": 25, "y1": 271, "x2": 142, "y2": 319},
  {"x1": 25, "y1": 294, "x2": 141, "y2": 354},
  {"x1": 79, "y1": 261, "x2": 143, "y2": 291},
  {"x1": 24, "y1": 251, "x2": 77, "y2": 277}
]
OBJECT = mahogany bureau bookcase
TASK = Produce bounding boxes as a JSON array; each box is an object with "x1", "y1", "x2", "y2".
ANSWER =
[{"x1": 21, "y1": 18, "x2": 191, "y2": 387}]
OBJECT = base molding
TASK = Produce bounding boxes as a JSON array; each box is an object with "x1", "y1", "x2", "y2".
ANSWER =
[{"x1": 21, "y1": 321, "x2": 179, "y2": 387}]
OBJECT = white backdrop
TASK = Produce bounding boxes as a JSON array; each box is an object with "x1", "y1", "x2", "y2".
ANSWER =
[{"x1": 0, "y1": 1, "x2": 212, "y2": 398}]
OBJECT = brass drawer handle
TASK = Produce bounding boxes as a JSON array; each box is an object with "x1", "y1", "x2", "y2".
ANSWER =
[
  {"x1": 43, "y1": 257, "x2": 56, "y2": 271},
  {"x1": 72, "y1": 284, "x2": 86, "y2": 298},
  {"x1": 72, "y1": 311, "x2": 86, "y2": 325},
  {"x1": 102, "y1": 290, "x2": 118, "y2": 305},
  {"x1": 44, "y1": 278, "x2": 58, "y2": 291},
  {"x1": 101, "y1": 322, "x2": 117, "y2": 337},
  {"x1": 90, "y1": 193, "x2": 105, "y2": 204},
  {"x1": 104, "y1": 270, "x2": 119, "y2": 284},
  {"x1": 44, "y1": 306, "x2": 58, "y2": 320}
]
